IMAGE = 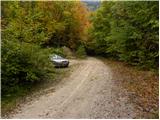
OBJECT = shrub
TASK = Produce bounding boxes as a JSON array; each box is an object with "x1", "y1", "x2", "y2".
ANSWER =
[
  {"x1": 1, "y1": 40, "x2": 54, "y2": 95},
  {"x1": 76, "y1": 45, "x2": 86, "y2": 58},
  {"x1": 48, "y1": 47, "x2": 65, "y2": 57}
]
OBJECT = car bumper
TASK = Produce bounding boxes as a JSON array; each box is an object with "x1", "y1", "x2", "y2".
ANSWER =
[{"x1": 53, "y1": 61, "x2": 69, "y2": 67}]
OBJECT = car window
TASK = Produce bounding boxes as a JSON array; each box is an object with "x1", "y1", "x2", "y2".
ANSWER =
[
  {"x1": 57, "y1": 56, "x2": 63, "y2": 59},
  {"x1": 52, "y1": 55, "x2": 63, "y2": 59}
]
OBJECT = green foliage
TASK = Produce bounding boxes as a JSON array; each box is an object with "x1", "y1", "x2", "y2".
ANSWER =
[
  {"x1": 88, "y1": 1, "x2": 158, "y2": 70},
  {"x1": 2, "y1": 1, "x2": 89, "y2": 50},
  {"x1": 50, "y1": 47, "x2": 66, "y2": 57},
  {"x1": 76, "y1": 45, "x2": 87, "y2": 58},
  {"x1": 1, "y1": 1, "x2": 89, "y2": 97},
  {"x1": 1, "y1": 39, "x2": 54, "y2": 95},
  {"x1": 1, "y1": 1, "x2": 90, "y2": 115}
]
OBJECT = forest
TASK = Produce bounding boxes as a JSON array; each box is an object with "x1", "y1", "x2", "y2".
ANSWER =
[
  {"x1": 2, "y1": 1, "x2": 90, "y2": 95},
  {"x1": 1, "y1": 1, "x2": 159, "y2": 117},
  {"x1": 87, "y1": 1, "x2": 158, "y2": 69}
]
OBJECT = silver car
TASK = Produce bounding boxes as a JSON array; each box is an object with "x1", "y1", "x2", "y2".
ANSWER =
[{"x1": 50, "y1": 54, "x2": 69, "y2": 67}]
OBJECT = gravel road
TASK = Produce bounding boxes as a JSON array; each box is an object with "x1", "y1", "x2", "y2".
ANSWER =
[{"x1": 11, "y1": 57, "x2": 137, "y2": 119}]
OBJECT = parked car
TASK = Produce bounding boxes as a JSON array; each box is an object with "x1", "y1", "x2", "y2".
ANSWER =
[{"x1": 50, "y1": 54, "x2": 69, "y2": 67}]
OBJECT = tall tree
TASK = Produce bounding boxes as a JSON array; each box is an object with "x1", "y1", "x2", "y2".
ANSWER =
[{"x1": 88, "y1": 1, "x2": 158, "y2": 69}]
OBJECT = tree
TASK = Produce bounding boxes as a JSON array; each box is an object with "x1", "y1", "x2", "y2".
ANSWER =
[{"x1": 88, "y1": 1, "x2": 158, "y2": 69}]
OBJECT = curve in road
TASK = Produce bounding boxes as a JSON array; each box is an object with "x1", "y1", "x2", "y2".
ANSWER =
[{"x1": 11, "y1": 57, "x2": 137, "y2": 119}]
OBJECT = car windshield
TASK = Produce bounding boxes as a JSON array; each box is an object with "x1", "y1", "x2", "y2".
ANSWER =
[{"x1": 53, "y1": 55, "x2": 63, "y2": 59}]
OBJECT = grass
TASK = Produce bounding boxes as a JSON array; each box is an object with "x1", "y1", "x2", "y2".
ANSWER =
[
  {"x1": 101, "y1": 58, "x2": 159, "y2": 119},
  {"x1": 1, "y1": 87, "x2": 28, "y2": 116}
]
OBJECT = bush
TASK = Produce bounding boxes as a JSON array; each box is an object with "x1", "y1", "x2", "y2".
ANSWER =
[
  {"x1": 62, "y1": 46, "x2": 74, "y2": 58},
  {"x1": 76, "y1": 45, "x2": 86, "y2": 58},
  {"x1": 1, "y1": 40, "x2": 54, "y2": 95}
]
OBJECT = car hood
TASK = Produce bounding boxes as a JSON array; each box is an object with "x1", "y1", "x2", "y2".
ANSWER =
[{"x1": 53, "y1": 59, "x2": 69, "y2": 62}]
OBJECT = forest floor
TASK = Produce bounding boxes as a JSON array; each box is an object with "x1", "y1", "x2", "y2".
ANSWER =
[{"x1": 4, "y1": 57, "x2": 159, "y2": 119}]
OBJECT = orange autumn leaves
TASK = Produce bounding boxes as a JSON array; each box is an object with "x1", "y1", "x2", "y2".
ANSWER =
[
  {"x1": 2, "y1": 1, "x2": 91, "y2": 49},
  {"x1": 36, "y1": 1, "x2": 91, "y2": 49}
]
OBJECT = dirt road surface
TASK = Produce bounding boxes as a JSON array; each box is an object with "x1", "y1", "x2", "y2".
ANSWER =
[{"x1": 11, "y1": 57, "x2": 137, "y2": 119}]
